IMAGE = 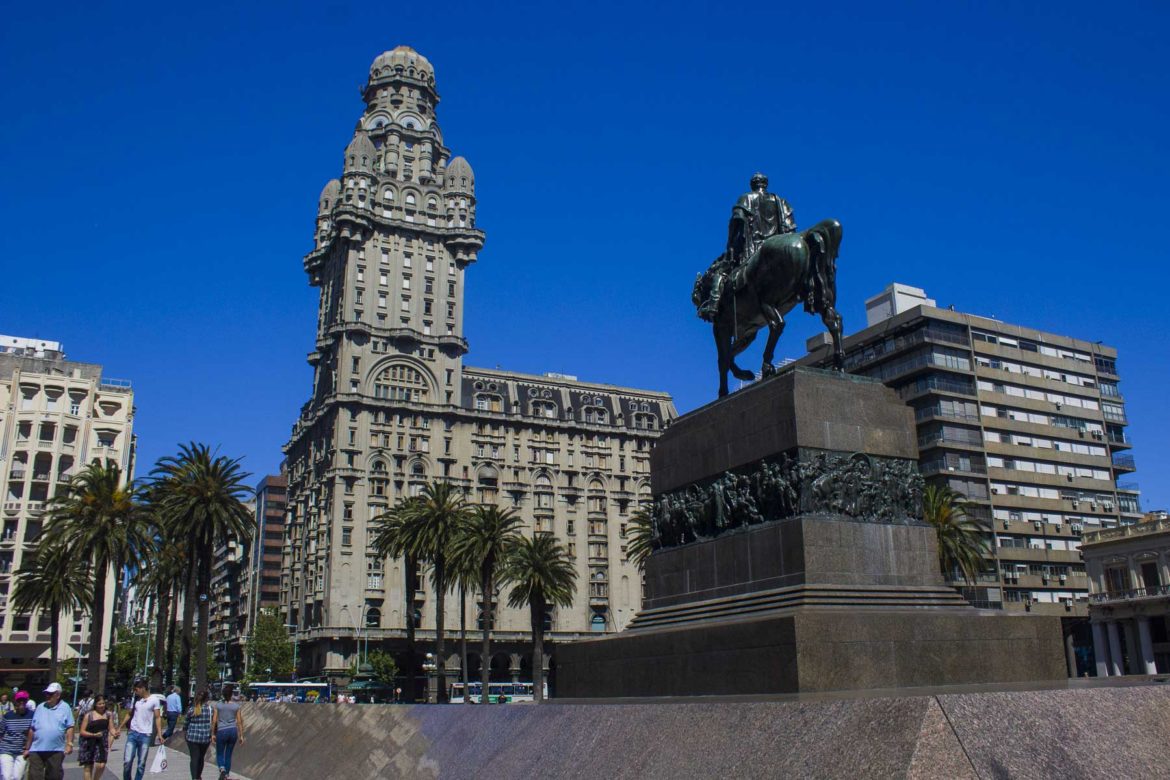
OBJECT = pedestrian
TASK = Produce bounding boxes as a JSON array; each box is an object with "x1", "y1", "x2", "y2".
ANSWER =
[
  {"x1": 0, "y1": 693, "x2": 11, "y2": 715},
  {"x1": 78, "y1": 694, "x2": 117, "y2": 780},
  {"x1": 183, "y1": 691, "x2": 212, "y2": 780},
  {"x1": 119, "y1": 679, "x2": 163, "y2": 780},
  {"x1": 163, "y1": 686, "x2": 182, "y2": 740},
  {"x1": 22, "y1": 682, "x2": 74, "y2": 780},
  {"x1": 210, "y1": 683, "x2": 245, "y2": 780},
  {"x1": 76, "y1": 689, "x2": 95, "y2": 723},
  {"x1": 0, "y1": 691, "x2": 33, "y2": 780}
]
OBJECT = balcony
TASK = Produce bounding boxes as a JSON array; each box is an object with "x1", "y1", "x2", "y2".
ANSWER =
[
  {"x1": 1083, "y1": 517, "x2": 1170, "y2": 545},
  {"x1": 1089, "y1": 584, "x2": 1170, "y2": 605},
  {"x1": 1111, "y1": 453, "x2": 1137, "y2": 473}
]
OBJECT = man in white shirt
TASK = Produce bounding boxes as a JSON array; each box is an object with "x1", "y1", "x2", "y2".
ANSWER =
[{"x1": 119, "y1": 680, "x2": 163, "y2": 780}]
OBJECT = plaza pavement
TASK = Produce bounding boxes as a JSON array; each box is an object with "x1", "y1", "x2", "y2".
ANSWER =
[{"x1": 60, "y1": 738, "x2": 253, "y2": 780}]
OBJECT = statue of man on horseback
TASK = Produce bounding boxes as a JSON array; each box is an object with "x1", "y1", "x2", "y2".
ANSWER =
[
  {"x1": 692, "y1": 173, "x2": 846, "y2": 397},
  {"x1": 698, "y1": 173, "x2": 796, "y2": 321}
]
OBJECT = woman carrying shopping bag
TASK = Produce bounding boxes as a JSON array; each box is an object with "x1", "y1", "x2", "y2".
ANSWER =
[{"x1": 78, "y1": 695, "x2": 117, "y2": 780}]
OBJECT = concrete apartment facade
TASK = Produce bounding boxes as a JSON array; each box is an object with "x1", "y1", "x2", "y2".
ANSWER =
[
  {"x1": 803, "y1": 285, "x2": 1139, "y2": 670},
  {"x1": 1082, "y1": 511, "x2": 1170, "y2": 676},
  {"x1": 281, "y1": 47, "x2": 675, "y2": 687},
  {"x1": 0, "y1": 335, "x2": 135, "y2": 688}
]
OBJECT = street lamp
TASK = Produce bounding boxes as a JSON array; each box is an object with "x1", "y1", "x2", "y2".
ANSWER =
[
  {"x1": 340, "y1": 605, "x2": 368, "y2": 666},
  {"x1": 284, "y1": 624, "x2": 299, "y2": 681}
]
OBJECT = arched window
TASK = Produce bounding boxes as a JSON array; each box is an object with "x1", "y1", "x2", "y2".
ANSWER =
[
  {"x1": 365, "y1": 607, "x2": 381, "y2": 628},
  {"x1": 531, "y1": 400, "x2": 557, "y2": 419},
  {"x1": 475, "y1": 393, "x2": 502, "y2": 413},
  {"x1": 383, "y1": 188, "x2": 395, "y2": 202},
  {"x1": 590, "y1": 612, "x2": 606, "y2": 632},
  {"x1": 583, "y1": 407, "x2": 609, "y2": 424},
  {"x1": 633, "y1": 412, "x2": 658, "y2": 430},
  {"x1": 534, "y1": 474, "x2": 554, "y2": 509},
  {"x1": 405, "y1": 193, "x2": 417, "y2": 206},
  {"x1": 477, "y1": 465, "x2": 499, "y2": 504},
  {"x1": 370, "y1": 460, "x2": 389, "y2": 497},
  {"x1": 373, "y1": 364, "x2": 429, "y2": 403}
]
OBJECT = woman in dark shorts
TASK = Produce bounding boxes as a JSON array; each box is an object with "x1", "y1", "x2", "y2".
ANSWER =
[{"x1": 78, "y1": 694, "x2": 117, "y2": 780}]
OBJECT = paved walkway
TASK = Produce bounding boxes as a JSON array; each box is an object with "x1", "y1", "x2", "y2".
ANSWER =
[{"x1": 60, "y1": 738, "x2": 252, "y2": 780}]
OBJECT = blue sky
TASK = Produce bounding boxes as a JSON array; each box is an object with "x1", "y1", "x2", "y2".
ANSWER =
[{"x1": 2, "y1": 2, "x2": 1167, "y2": 508}]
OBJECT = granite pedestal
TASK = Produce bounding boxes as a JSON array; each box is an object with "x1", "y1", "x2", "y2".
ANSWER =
[{"x1": 558, "y1": 368, "x2": 1066, "y2": 697}]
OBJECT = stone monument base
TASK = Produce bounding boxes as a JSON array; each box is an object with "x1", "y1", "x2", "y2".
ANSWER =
[{"x1": 557, "y1": 368, "x2": 1068, "y2": 697}]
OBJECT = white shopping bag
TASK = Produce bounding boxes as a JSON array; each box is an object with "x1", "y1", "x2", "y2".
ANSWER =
[{"x1": 149, "y1": 745, "x2": 168, "y2": 774}]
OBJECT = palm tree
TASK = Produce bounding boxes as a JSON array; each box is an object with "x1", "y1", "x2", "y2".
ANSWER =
[
  {"x1": 41, "y1": 459, "x2": 148, "y2": 692},
  {"x1": 923, "y1": 484, "x2": 989, "y2": 585},
  {"x1": 447, "y1": 539, "x2": 480, "y2": 704},
  {"x1": 500, "y1": 533, "x2": 577, "y2": 704},
  {"x1": 11, "y1": 544, "x2": 92, "y2": 683},
  {"x1": 370, "y1": 497, "x2": 424, "y2": 702},
  {"x1": 450, "y1": 505, "x2": 523, "y2": 701},
  {"x1": 402, "y1": 482, "x2": 469, "y2": 704},
  {"x1": 151, "y1": 443, "x2": 255, "y2": 694},
  {"x1": 134, "y1": 525, "x2": 187, "y2": 684},
  {"x1": 626, "y1": 506, "x2": 654, "y2": 571}
]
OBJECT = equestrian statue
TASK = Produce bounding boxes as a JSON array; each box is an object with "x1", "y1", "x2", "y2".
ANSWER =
[{"x1": 693, "y1": 173, "x2": 845, "y2": 397}]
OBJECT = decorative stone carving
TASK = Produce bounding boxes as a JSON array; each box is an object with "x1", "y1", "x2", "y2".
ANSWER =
[{"x1": 652, "y1": 451, "x2": 924, "y2": 548}]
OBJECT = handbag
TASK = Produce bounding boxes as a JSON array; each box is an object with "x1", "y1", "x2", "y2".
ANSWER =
[{"x1": 149, "y1": 745, "x2": 168, "y2": 774}]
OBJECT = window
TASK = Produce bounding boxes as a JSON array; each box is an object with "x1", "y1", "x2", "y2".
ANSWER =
[
  {"x1": 342, "y1": 527, "x2": 353, "y2": 546},
  {"x1": 373, "y1": 364, "x2": 430, "y2": 403}
]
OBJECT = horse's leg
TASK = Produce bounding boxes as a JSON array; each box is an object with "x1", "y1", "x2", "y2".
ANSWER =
[
  {"x1": 820, "y1": 305, "x2": 845, "y2": 370},
  {"x1": 728, "y1": 330, "x2": 757, "y2": 381},
  {"x1": 759, "y1": 304, "x2": 786, "y2": 377},
  {"x1": 715, "y1": 322, "x2": 731, "y2": 397}
]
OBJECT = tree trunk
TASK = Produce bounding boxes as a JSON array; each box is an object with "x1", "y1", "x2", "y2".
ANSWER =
[
  {"x1": 434, "y1": 556, "x2": 447, "y2": 704},
  {"x1": 49, "y1": 604, "x2": 60, "y2": 686},
  {"x1": 404, "y1": 555, "x2": 417, "y2": 703},
  {"x1": 531, "y1": 594, "x2": 545, "y2": 704},
  {"x1": 195, "y1": 545, "x2": 212, "y2": 691},
  {"x1": 106, "y1": 554, "x2": 125, "y2": 682},
  {"x1": 165, "y1": 586, "x2": 179, "y2": 686},
  {"x1": 178, "y1": 555, "x2": 197, "y2": 697},
  {"x1": 459, "y1": 584, "x2": 469, "y2": 704},
  {"x1": 87, "y1": 559, "x2": 108, "y2": 693},
  {"x1": 480, "y1": 564, "x2": 493, "y2": 702},
  {"x1": 153, "y1": 582, "x2": 170, "y2": 677}
]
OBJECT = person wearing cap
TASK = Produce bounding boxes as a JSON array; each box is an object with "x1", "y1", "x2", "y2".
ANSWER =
[
  {"x1": 22, "y1": 681, "x2": 74, "y2": 780},
  {"x1": 0, "y1": 691, "x2": 34, "y2": 780}
]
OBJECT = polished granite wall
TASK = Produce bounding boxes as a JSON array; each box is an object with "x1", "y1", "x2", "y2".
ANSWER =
[{"x1": 216, "y1": 684, "x2": 1170, "y2": 779}]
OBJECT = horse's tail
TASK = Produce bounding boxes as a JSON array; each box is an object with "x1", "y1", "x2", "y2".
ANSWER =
[{"x1": 804, "y1": 219, "x2": 843, "y2": 312}]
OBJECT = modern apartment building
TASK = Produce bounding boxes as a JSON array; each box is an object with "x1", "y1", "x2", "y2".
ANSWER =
[
  {"x1": 1082, "y1": 515, "x2": 1170, "y2": 675},
  {"x1": 281, "y1": 47, "x2": 675, "y2": 687},
  {"x1": 803, "y1": 285, "x2": 1139, "y2": 645},
  {"x1": 0, "y1": 335, "x2": 135, "y2": 688}
]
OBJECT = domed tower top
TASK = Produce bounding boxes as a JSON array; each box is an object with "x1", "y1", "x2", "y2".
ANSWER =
[
  {"x1": 318, "y1": 179, "x2": 341, "y2": 213},
  {"x1": 444, "y1": 156, "x2": 474, "y2": 193},
  {"x1": 364, "y1": 45, "x2": 438, "y2": 106},
  {"x1": 343, "y1": 132, "x2": 376, "y2": 172}
]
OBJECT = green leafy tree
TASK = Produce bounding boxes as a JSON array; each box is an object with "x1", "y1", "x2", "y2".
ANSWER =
[
  {"x1": 627, "y1": 506, "x2": 654, "y2": 571},
  {"x1": 500, "y1": 533, "x2": 577, "y2": 704},
  {"x1": 248, "y1": 609, "x2": 294, "y2": 681},
  {"x1": 450, "y1": 505, "x2": 523, "y2": 701},
  {"x1": 923, "y1": 484, "x2": 989, "y2": 585},
  {"x1": 56, "y1": 658, "x2": 82, "y2": 692},
  {"x1": 42, "y1": 460, "x2": 149, "y2": 692},
  {"x1": 367, "y1": 650, "x2": 399, "y2": 686},
  {"x1": 152, "y1": 443, "x2": 255, "y2": 695},
  {"x1": 107, "y1": 626, "x2": 147, "y2": 688},
  {"x1": 11, "y1": 544, "x2": 92, "y2": 684}
]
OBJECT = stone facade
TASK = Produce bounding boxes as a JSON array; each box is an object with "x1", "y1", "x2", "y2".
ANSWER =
[
  {"x1": 0, "y1": 336, "x2": 135, "y2": 688},
  {"x1": 1082, "y1": 516, "x2": 1170, "y2": 675},
  {"x1": 280, "y1": 47, "x2": 675, "y2": 683}
]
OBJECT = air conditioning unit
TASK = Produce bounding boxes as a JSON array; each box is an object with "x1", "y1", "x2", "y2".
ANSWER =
[
  {"x1": 1034, "y1": 521, "x2": 1043, "y2": 530},
  {"x1": 1067, "y1": 473, "x2": 1075, "y2": 481},
  {"x1": 1092, "y1": 431, "x2": 1103, "y2": 440},
  {"x1": 1003, "y1": 519, "x2": 1011, "y2": 529},
  {"x1": 1071, "y1": 524, "x2": 1083, "y2": 534},
  {"x1": 1060, "y1": 574, "x2": 1068, "y2": 582}
]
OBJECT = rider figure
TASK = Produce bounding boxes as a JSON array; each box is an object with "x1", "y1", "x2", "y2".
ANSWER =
[{"x1": 699, "y1": 172, "x2": 796, "y2": 320}]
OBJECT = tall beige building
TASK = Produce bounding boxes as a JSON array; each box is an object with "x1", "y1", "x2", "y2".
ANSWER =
[
  {"x1": 0, "y1": 335, "x2": 135, "y2": 688},
  {"x1": 281, "y1": 48, "x2": 675, "y2": 688}
]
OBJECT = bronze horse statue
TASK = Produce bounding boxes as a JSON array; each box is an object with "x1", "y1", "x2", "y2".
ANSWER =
[{"x1": 693, "y1": 219, "x2": 845, "y2": 397}]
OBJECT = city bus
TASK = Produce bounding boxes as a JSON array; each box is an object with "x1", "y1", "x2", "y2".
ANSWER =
[
  {"x1": 449, "y1": 682, "x2": 545, "y2": 704},
  {"x1": 245, "y1": 681, "x2": 331, "y2": 702}
]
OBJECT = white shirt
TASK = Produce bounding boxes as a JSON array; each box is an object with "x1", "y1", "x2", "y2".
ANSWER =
[{"x1": 129, "y1": 695, "x2": 161, "y2": 735}]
